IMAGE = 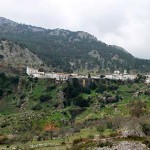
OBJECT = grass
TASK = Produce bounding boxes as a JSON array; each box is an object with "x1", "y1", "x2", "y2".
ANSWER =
[
  {"x1": 1, "y1": 77, "x2": 150, "y2": 149},
  {"x1": 0, "y1": 127, "x2": 98, "y2": 150}
]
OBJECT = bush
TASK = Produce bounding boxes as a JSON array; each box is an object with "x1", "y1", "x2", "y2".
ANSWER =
[
  {"x1": 70, "y1": 140, "x2": 95, "y2": 150},
  {"x1": 96, "y1": 83, "x2": 107, "y2": 93},
  {"x1": 0, "y1": 89, "x2": 3, "y2": 97},
  {"x1": 141, "y1": 123, "x2": 150, "y2": 136},
  {"x1": 105, "y1": 96, "x2": 120, "y2": 104},
  {"x1": 73, "y1": 138, "x2": 83, "y2": 145},
  {"x1": 98, "y1": 141, "x2": 113, "y2": 148},
  {"x1": 0, "y1": 135, "x2": 8, "y2": 144},
  {"x1": 144, "y1": 90, "x2": 150, "y2": 96},
  {"x1": 0, "y1": 54, "x2": 4, "y2": 59},
  {"x1": 88, "y1": 134, "x2": 94, "y2": 139},
  {"x1": 143, "y1": 139, "x2": 150, "y2": 148},
  {"x1": 128, "y1": 100, "x2": 147, "y2": 118},
  {"x1": 0, "y1": 45, "x2": 4, "y2": 50},
  {"x1": 0, "y1": 72, "x2": 6, "y2": 79},
  {"x1": 1, "y1": 122, "x2": 8, "y2": 128},
  {"x1": 109, "y1": 132, "x2": 119, "y2": 137},
  {"x1": 97, "y1": 126, "x2": 105, "y2": 133},
  {"x1": 108, "y1": 85, "x2": 118, "y2": 91},
  {"x1": 32, "y1": 104, "x2": 42, "y2": 110},
  {"x1": 106, "y1": 121, "x2": 113, "y2": 129},
  {"x1": 11, "y1": 76, "x2": 19, "y2": 84},
  {"x1": 46, "y1": 86, "x2": 56, "y2": 92},
  {"x1": 20, "y1": 93, "x2": 26, "y2": 99},
  {"x1": 19, "y1": 132, "x2": 33, "y2": 143},
  {"x1": 72, "y1": 95, "x2": 90, "y2": 107},
  {"x1": 39, "y1": 95, "x2": 51, "y2": 102},
  {"x1": 61, "y1": 141, "x2": 66, "y2": 145}
]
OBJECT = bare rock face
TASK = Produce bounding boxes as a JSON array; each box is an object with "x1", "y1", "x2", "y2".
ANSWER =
[
  {"x1": 0, "y1": 40, "x2": 47, "y2": 74},
  {"x1": 121, "y1": 121, "x2": 145, "y2": 137}
]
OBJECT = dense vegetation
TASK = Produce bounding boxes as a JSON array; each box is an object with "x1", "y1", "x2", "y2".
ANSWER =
[
  {"x1": 1, "y1": 18, "x2": 150, "y2": 73},
  {"x1": 0, "y1": 72, "x2": 150, "y2": 149}
]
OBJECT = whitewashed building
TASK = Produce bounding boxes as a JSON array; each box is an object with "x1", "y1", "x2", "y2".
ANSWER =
[
  {"x1": 26, "y1": 67, "x2": 138, "y2": 81},
  {"x1": 105, "y1": 70, "x2": 137, "y2": 81},
  {"x1": 26, "y1": 67, "x2": 70, "y2": 80},
  {"x1": 145, "y1": 75, "x2": 150, "y2": 83},
  {"x1": 26, "y1": 67, "x2": 39, "y2": 76}
]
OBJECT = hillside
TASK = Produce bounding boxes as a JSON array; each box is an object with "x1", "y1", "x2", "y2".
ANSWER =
[
  {"x1": 0, "y1": 17, "x2": 150, "y2": 73},
  {"x1": 0, "y1": 73, "x2": 150, "y2": 149},
  {"x1": 0, "y1": 40, "x2": 47, "y2": 74}
]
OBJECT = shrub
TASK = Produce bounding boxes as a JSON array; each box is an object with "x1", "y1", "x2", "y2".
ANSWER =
[
  {"x1": 39, "y1": 95, "x2": 51, "y2": 102},
  {"x1": 0, "y1": 45, "x2": 4, "y2": 50},
  {"x1": 19, "y1": 132, "x2": 33, "y2": 143},
  {"x1": 109, "y1": 132, "x2": 119, "y2": 137},
  {"x1": 73, "y1": 138, "x2": 83, "y2": 145},
  {"x1": 32, "y1": 104, "x2": 42, "y2": 110},
  {"x1": 1, "y1": 122, "x2": 8, "y2": 128},
  {"x1": 11, "y1": 76, "x2": 19, "y2": 84},
  {"x1": 0, "y1": 54, "x2": 4, "y2": 59},
  {"x1": 144, "y1": 90, "x2": 150, "y2": 96},
  {"x1": 108, "y1": 85, "x2": 118, "y2": 91},
  {"x1": 0, "y1": 89, "x2": 3, "y2": 97},
  {"x1": 20, "y1": 93, "x2": 26, "y2": 99},
  {"x1": 141, "y1": 123, "x2": 150, "y2": 136},
  {"x1": 61, "y1": 141, "x2": 66, "y2": 145},
  {"x1": 143, "y1": 139, "x2": 150, "y2": 148},
  {"x1": 106, "y1": 121, "x2": 113, "y2": 129},
  {"x1": 72, "y1": 95, "x2": 90, "y2": 107},
  {"x1": 88, "y1": 134, "x2": 94, "y2": 139},
  {"x1": 0, "y1": 135, "x2": 8, "y2": 144},
  {"x1": 96, "y1": 83, "x2": 107, "y2": 93},
  {"x1": 0, "y1": 72, "x2": 6, "y2": 79},
  {"x1": 70, "y1": 140, "x2": 96, "y2": 150},
  {"x1": 97, "y1": 126, "x2": 105, "y2": 133},
  {"x1": 46, "y1": 86, "x2": 56, "y2": 92},
  {"x1": 105, "y1": 96, "x2": 120, "y2": 104},
  {"x1": 128, "y1": 100, "x2": 147, "y2": 118},
  {"x1": 98, "y1": 141, "x2": 113, "y2": 148}
]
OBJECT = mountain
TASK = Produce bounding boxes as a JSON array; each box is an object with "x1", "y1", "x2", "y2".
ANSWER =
[
  {"x1": 0, "y1": 17, "x2": 18, "y2": 26},
  {"x1": 0, "y1": 40, "x2": 46, "y2": 74},
  {"x1": 0, "y1": 17, "x2": 150, "y2": 73}
]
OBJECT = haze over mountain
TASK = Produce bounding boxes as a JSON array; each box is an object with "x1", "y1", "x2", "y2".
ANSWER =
[{"x1": 0, "y1": 17, "x2": 150, "y2": 73}]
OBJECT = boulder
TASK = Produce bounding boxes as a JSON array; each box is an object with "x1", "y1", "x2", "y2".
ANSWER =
[{"x1": 121, "y1": 121, "x2": 145, "y2": 137}]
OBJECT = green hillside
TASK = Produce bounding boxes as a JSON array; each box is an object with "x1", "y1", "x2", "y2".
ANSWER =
[
  {"x1": 0, "y1": 72, "x2": 150, "y2": 149},
  {"x1": 0, "y1": 17, "x2": 150, "y2": 73}
]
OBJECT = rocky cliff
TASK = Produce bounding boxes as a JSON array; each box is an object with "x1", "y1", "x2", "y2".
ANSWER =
[{"x1": 0, "y1": 40, "x2": 46, "y2": 74}]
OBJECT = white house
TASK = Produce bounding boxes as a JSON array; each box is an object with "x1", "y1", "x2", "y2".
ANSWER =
[
  {"x1": 26, "y1": 67, "x2": 38, "y2": 76},
  {"x1": 145, "y1": 75, "x2": 150, "y2": 83},
  {"x1": 105, "y1": 70, "x2": 136, "y2": 81},
  {"x1": 26, "y1": 67, "x2": 138, "y2": 82}
]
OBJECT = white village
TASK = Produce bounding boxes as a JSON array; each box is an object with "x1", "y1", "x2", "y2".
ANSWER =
[{"x1": 26, "y1": 66, "x2": 150, "y2": 83}]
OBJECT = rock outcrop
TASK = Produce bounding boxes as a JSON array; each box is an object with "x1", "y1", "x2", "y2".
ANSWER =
[
  {"x1": 121, "y1": 121, "x2": 145, "y2": 137},
  {"x1": 94, "y1": 141, "x2": 149, "y2": 150},
  {"x1": 0, "y1": 40, "x2": 47, "y2": 74}
]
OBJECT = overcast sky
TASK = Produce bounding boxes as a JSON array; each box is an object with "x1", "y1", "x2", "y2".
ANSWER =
[{"x1": 0, "y1": 0, "x2": 150, "y2": 59}]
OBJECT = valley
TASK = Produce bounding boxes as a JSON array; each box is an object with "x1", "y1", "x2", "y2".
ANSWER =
[{"x1": 0, "y1": 17, "x2": 150, "y2": 149}]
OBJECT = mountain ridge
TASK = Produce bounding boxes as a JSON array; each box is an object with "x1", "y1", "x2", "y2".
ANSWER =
[{"x1": 0, "y1": 17, "x2": 150, "y2": 73}]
